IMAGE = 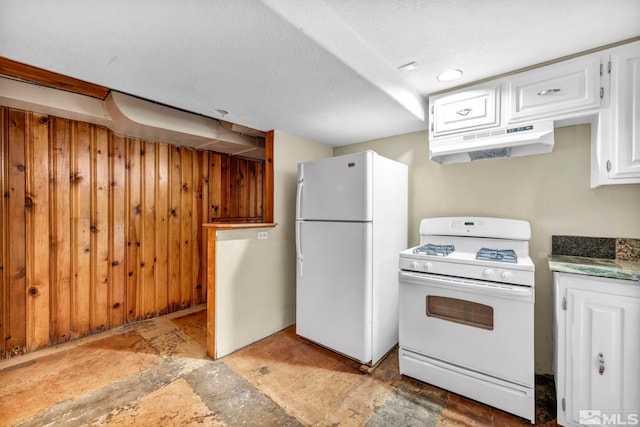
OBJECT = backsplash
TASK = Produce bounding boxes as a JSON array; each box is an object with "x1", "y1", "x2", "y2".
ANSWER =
[
  {"x1": 552, "y1": 236, "x2": 640, "y2": 262},
  {"x1": 616, "y1": 238, "x2": 640, "y2": 261}
]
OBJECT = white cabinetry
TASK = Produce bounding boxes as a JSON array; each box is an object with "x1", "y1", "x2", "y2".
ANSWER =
[
  {"x1": 430, "y1": 82, "x2": 500, "y2": 137},
  {"x1": 428, "y1": 40, "x2": 640, "y2": 187},
  {"x1": 606, "y1": 41, "x2": 640, "y2": 182},
  {"x1": 554, "y1": 272, "x2": 640, "y2": 427},
  {"x1": 507, "y1": 55, "x2": 602, "y2": 123}
]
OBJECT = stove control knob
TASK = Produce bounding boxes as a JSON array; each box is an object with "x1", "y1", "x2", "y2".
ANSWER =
[
  {"x1": 425, "y1": 262, "x2": 434, "y2": 272},
  {"x1": 483, "y1": 268, "x2": 496, "y2": 280},
  {"x1": 501, "y1": 271, "x2": 514, "y2": 282},
  {"x1": 411, "y1": 260, "x2": 421, "y2": 270}
]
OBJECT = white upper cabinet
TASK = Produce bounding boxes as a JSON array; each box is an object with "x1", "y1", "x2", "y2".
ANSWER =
[
  {"x1": 430, "y1": 83, "x2": 500, "y2": 137},
  {"x1": 427, "y1": 39, "x2": 640, "y2": 187},
  {"x1": 506, "y1": 55, "x2": 602, "y2": 123},
  {"x1": 607, "y1": 41, "x2": 640, "y2": 181}
]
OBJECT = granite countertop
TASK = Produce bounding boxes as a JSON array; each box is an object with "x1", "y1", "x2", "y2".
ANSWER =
[
  {"x1": 548, "y1": 235, "x2": 640, "y2": 282},
  {"x1": 548, "y1": 255, "x2": 640, "y2": 282}
]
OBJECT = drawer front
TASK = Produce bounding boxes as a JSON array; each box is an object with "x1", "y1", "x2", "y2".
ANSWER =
[
  {"x1": 431, "y1": 84, "x2": 500, "y2": 137},
  {"x1": 507, "y1": 56, "x2": 601, "y2": 122}
]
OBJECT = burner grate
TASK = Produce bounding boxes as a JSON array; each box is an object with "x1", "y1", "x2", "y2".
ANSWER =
[
  {"x1": 476, "y1": 248, "x2": 517, "y2": 263},
  {"x1": 413, "y1": 243, "x2": 455, "y2": 257}
]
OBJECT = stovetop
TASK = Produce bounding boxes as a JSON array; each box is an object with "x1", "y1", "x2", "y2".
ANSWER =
[
  {"x1": 411, "y1": 244, "x2": 520, "y2": 264},
  {"x1": 399, "y1": 217, "x2": 535, "y2": 287},
  {"x1": 399, "y1": 246, "x2": 535, "y2": 287}
]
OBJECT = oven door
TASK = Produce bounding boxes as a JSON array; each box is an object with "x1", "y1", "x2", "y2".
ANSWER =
[{"x1": 399, "y1": 270, "x2": 534, "y2": 387}]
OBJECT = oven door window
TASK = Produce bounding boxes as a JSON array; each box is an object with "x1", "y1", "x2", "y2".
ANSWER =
[{"x1": 426, "y1": 295, "x2": 494, "y2": 330}]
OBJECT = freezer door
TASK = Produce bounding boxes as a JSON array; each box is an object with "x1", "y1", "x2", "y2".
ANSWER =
[
  {"x1": 296, "y1": 220, "x2": 372, "y2": 363},
  {"x1": 297, "y1": 151, "x2": 373, "y2": 221}
]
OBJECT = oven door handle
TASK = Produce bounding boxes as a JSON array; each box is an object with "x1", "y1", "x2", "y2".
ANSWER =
[{"x1": 399, "y1": 271, "x2": 533, "y2": 299}]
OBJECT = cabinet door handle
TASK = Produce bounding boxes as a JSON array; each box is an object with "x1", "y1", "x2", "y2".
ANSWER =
[
  {"x1": 537, "y1": 88, "x2": 561, "y2": 96},
  {"x1": 598, "y1": 353, "x2": 605, "y2": 375},
  {"x1": 456, "y1": 108, "x2": 472, "y2": 116}
]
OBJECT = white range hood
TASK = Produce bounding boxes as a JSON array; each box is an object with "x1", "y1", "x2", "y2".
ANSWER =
[{"x1": 429, "y1": 120, "x2": 555, "y2": 165}]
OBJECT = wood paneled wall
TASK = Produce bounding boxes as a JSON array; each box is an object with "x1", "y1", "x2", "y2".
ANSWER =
[{"x1": 0, "y1": 107, "x2": 265, "y2": 359}]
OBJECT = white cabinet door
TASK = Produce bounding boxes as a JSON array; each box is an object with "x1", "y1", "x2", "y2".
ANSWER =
[
  {"x1": 507, "y1": 55, "x2": 602, "y2": 123},
  {"x1": 566, "y1": 288, "x2": 640, "y2": 425},
  {"x1": 554, "y1": 272, "x2": 640, "y2": 427},
  {"x1": 430, "y1": 83, "x2": 500, "y2": 137},
  {"x1": 609, "y1": 41, "x2": 640, "y2": 181}
]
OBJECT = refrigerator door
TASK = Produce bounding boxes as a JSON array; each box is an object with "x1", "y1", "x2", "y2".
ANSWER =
[
  {"x1": 296, "y1": 220, "x2": 372, "y2": 363},
  {"x1": 297, "y1": 151, "x2": 373, "y2": 221}
]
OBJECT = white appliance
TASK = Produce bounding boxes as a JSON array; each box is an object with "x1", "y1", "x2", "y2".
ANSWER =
[
  {"x1": 296, "y1": 151, "x2": 408, "y2": 366},
  {"x1": 429, "y1": 120, "x2": 554, "y2": 164},
  {"x1": 398, "y1": 217, "x2": 535, "y2": 423}
]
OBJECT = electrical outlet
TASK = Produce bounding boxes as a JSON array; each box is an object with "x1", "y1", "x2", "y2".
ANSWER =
[{"x1": 257, "y1": 231, "x2": 268, "y2": 240}]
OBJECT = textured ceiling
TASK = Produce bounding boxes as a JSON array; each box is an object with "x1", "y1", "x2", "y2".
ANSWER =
[{"x1": 1, "y1": 0, "x2": 639, "y2": 146}]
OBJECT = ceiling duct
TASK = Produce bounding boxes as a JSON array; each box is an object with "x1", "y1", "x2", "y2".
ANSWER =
[
  {"x1": 0, "y1": 76, "x2": 266, "y2": 159},
  {"x1": 105, "y1": 91, "x2": 265, "y2": 158}
]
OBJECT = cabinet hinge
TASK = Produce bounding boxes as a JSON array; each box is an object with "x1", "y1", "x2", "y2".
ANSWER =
[
  {"x1": 430, "y1": 122, "x2": 434, "y2": 132},
  {"x1": 562, "y1": 398, "x2": 566, "y2": 412},
  {"x1": 600, "y1": 63, "x2": 604, "y2": 77},
  {"x1": 608, "y1": 60, "x2": 612, "y2": 74},
  {"x1": 562, "y1": 297, "x2": 567, "y2": 310},
  {"x1": 600, "y1": 87, "x2": 604, "y2": 99},
  {"x1": 431, "y1": 105, "x2": 434, "y2": 114},
  {"x1": 607, "y1": 160, "x2": 612, "y2": 172}
]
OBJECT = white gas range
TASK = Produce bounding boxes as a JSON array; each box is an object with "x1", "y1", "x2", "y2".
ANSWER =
[{"x1": 398, "y1": 217, "x2": 535, "y2": 423}]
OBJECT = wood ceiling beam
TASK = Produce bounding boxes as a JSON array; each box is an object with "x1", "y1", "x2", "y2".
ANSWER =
[{"x1": 0, "y1": 56, "x2": 109, "y2": 99}]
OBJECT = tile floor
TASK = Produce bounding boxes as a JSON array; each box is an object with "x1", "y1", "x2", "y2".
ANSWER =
[{"x1": 0, "y1": 305, "x2": 559, "y2": 426}]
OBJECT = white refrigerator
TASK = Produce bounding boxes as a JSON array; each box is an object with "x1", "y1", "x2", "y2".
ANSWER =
[{"x1": 295, "y1": 151, "x2": 408, "y2": 366}]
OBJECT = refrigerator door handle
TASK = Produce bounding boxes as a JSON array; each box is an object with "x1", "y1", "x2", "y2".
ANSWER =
[
  {"x1": 296, "y1": 221, "x2": 303, "y2": 277},
  {"x1": 296, "y1": 178, "x2": 304, "y2": 220}
]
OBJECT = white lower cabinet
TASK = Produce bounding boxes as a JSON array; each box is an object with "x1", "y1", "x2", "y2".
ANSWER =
[{"x1": 554, "y1": 272, "x2": 640, "y2": 426}]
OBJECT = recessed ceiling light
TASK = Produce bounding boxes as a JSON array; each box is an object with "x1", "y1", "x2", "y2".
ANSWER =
[
  {"x1": 397, "y1": 61, "x2": 418, "y2": 72},
  {"x1": 436, "y1": 68, "x2": 463, "y2": 82}
]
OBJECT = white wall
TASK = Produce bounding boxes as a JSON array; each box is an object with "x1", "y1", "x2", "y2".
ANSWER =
[
  {"x1": 334, "y1": 124, "x2": 640, "y2": 374},
  {"x1": 215, "y1": 131, "x2": 331, "y2": 357}
]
